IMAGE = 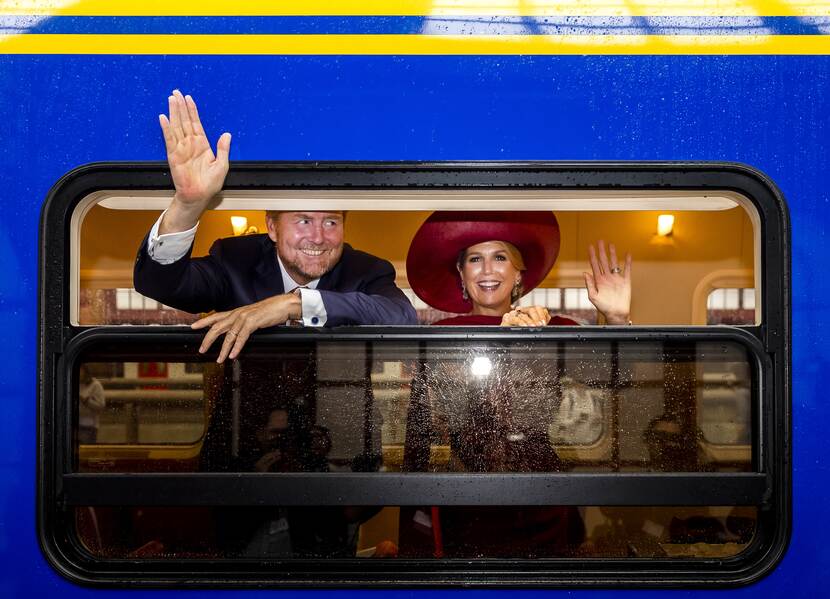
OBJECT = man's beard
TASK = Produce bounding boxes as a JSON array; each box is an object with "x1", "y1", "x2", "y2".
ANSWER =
[{"x1": 280, "y1": 246, "x2": 342, "y2": 283}]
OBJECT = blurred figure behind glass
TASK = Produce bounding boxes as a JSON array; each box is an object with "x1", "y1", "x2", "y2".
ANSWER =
[{"x1": 78, "y1": 364, "x2": 106, "y2": 444}]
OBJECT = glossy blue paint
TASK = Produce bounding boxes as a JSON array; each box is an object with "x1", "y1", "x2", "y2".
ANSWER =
[
  {"x1": 1, "y1": 16, "x2": 829, "y2": 35},
  {"x1": 0, "y1": 44, "x2": 826, "y2": 598}
]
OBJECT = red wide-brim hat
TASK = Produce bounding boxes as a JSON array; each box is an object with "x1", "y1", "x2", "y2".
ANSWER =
[{"x1": 406, "y1": 211, "x2": 561, "y2": 314}]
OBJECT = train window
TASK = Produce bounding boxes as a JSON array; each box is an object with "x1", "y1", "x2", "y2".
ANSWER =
[
  {"x1": 67, "y1": 335, "x2": 760, "y2": 561},
  {"x1": 41, "y1": 164, "x2": 788, "y2": 586},
  {"x1": 72, "y1": 189, "x2": 760, "y2": 327}
]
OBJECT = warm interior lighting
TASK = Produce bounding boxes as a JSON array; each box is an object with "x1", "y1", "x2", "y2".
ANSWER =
[
  {"x1": 230, "y1": 216, "x2": 248, "y2": 236},
  {"x1": 657, "y1": 214, "x2": 675, "y2": 236}
]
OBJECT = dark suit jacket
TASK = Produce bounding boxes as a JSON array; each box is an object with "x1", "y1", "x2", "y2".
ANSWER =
[{"x1": 133, "y1": 233, "x2": 417, "y2": 326}]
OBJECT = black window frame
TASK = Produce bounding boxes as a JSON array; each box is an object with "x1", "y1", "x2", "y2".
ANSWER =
[{"x1": 39, "y1": 162, "x2": 790, "y2": 588}]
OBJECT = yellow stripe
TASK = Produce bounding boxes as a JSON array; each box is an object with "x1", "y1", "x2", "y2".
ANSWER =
[
  {"x1": 3, "y1": 0, "x2": 830, "y2": 17},
  {"x1": 2, "y1": 33, "x2": 830, "y2": 54}
]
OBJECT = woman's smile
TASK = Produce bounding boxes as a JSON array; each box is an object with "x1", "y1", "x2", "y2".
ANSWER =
[
  {"x1": 475, "y1": 280, "x2": 502, "y2": 292},
  {"x1": 459, "y1": 241, "x2": 522, "y2": 316}
]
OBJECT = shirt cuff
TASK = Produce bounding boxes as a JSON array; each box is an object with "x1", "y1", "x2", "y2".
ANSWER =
[
  {"x1": 147, "y1": 210, "x2": 199, "y2": 264},
  {"x1": 298, "y1": 289, "x2": 327, "y2": 327}
]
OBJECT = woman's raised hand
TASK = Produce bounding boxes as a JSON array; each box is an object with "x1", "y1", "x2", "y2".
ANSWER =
[
  {"x1": 501, "y1": 305, "x2": 550, "y2": 327},
  {"x1": 584, "y1": 240, "x2": 632, "y2": 325}
]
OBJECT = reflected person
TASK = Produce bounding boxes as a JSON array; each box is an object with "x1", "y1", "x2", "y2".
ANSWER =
[
  {"x1": 78, "y1": 364, "x2": 105, "y2": 444},
  {"x1": 218, "y1": 406, "x2": 365, "y2": 558}
]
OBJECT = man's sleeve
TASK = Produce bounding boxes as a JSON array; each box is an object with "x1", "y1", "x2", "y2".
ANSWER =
[
  {"x1": 317, "y1": 260, "x2": 418, "y2": 327},
  {"x1": 134, "y1": 234, "x2": 230, "y2": 315},
  {"x1": 297, "y1": 289, "x2": 328, "y2": 326},
  {"x1": 146, "y1": 211, "x2": 198, "y2": 264}
]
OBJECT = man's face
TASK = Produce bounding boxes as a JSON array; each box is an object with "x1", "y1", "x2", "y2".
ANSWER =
[
  {"x1": 267, "y1": 211, "x2": 345, "y2": 285},
  {"x1": 257, "y1": 408, "x2": 289, "y2": 452}
]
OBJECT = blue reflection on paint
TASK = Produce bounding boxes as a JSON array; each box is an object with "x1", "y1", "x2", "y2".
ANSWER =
[{"x1": 0, "y1": 15, "x2": 828, "y2": 35}]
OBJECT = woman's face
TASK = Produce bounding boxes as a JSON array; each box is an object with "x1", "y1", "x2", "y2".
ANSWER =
[{"x1": 458, "y1": 241, "x2": 522, "y2": 316}]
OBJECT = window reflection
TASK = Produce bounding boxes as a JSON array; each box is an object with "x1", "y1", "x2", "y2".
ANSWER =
[
  {"x1": 74, "y1": 337, "x2": 756, "y2": 560},
  {"x1": 77, "y1": 362, "x2": 208, "y2": 448},
  {"x1": 76, "y1": 340, "x2": 752, "y2": 473}
]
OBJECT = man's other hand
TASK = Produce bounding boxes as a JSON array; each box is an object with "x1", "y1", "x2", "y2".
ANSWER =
[
  {"x1": 159, "y1": 90, "x2": 231, "y2": 234},
  {"x1": 192, "y1": 293, "x2": 303, "y2": 363}
]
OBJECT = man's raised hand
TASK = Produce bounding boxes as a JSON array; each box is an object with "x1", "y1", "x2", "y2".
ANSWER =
[{"x1": 158, "y1": 90, "x2": 231, "y2": 233}]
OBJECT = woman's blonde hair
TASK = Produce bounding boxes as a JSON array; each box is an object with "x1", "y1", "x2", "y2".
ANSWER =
[{"x1": 457, "y1": 240, "x2": 527, "y2": 303}]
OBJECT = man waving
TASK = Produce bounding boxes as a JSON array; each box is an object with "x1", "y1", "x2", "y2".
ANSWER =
[{"x1": 134, "y1": 90, "x2": 417, "y2": 362}]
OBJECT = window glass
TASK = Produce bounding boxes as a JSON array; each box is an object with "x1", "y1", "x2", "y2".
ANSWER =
[
  {"x1": 73, "y1": 504, "x2": 757, "y2": 560},
  {"x1": 77, "y1": 362, "x2": 209, "y2": 448},
  {"x1": 75, "y1": 339, "x2": 752, "y2": 473}
]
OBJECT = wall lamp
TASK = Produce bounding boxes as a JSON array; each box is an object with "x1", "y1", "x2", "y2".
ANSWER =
[
  {"x1": 230, "y1": 216, "x2": 258, "y2": 236},
  {"x1": 657, "y1": 214, "x2": 675, "y2": 237},
  {"x1": 651, "y1": 214, "x2": 675, "y2": 246}
]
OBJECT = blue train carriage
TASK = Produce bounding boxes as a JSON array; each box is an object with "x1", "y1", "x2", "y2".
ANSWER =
[{"x1": 2, "y1": 0, "x2": 827, "y2": 594}]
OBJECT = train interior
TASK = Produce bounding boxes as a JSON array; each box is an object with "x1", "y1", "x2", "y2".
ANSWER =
[{"x1": 71, "y1": 191, "x2": 759, "y2": 560}]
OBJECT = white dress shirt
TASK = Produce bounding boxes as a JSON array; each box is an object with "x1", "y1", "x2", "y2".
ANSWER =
[{"x1": 146, "y1": 211, "x2": 328, "y2": 326}]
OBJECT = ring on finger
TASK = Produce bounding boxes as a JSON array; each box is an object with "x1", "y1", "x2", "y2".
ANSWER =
[
  {"x1": 228, "y1": 330, "x2": 239, "y2": 337},
  {"x1": 610, "y1": 267, "x2": 622, "y2": 274}
]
